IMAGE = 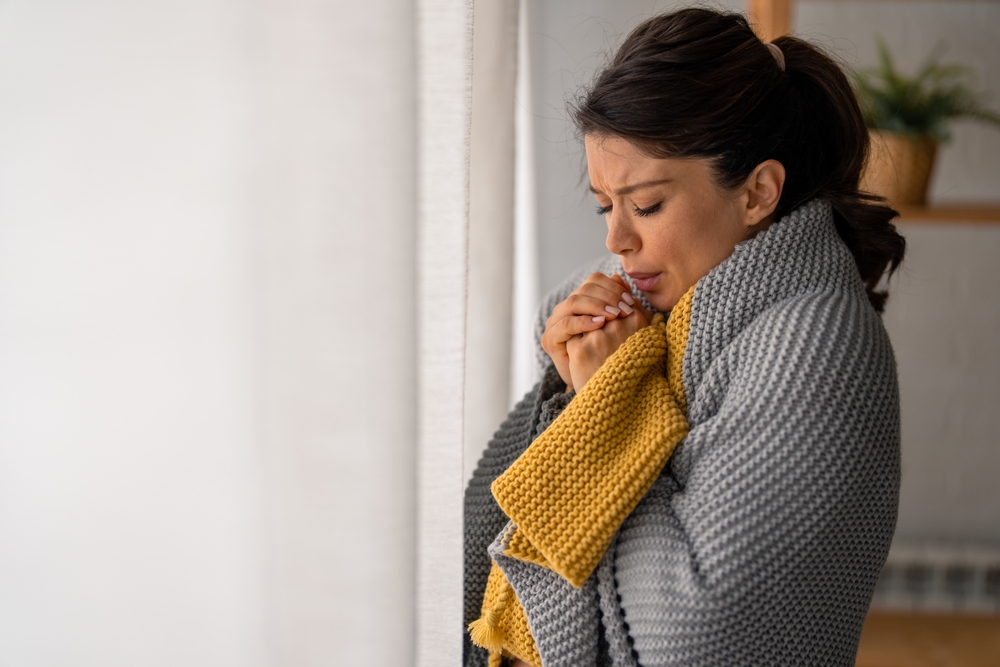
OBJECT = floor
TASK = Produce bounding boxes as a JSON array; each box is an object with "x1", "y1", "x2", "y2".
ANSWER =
[{"x1": 856, "y1": 612, "x2": 1000, "y2": 667}]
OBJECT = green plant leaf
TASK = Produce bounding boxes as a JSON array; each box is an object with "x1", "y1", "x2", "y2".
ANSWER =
[{"x1": 849, "y1": 34, "x2": 1000, "y2": 143}]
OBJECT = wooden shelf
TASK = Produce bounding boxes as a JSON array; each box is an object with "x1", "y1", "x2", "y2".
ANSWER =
[
  {"x1": 894, "y1": 205, "x2": 1000, "y2": 223},
  {"x1": 749, "y1": 0, "x2": 1000, "y2": 46},
  {"x1": 856, "y1": 611, "x2": 1000, "y2": 667}
]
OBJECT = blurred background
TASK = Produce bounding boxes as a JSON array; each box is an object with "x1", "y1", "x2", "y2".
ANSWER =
[{"x1": 1, "y1": 1, "x2": 997, "y2": 666}]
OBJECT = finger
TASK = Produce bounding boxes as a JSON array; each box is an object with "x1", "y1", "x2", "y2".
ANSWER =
[
  {"x1": 608, "y1": 273, "x2": 655, "y2": 320},
  {"x1": 631, "y1": 297, "x2": 652, "y2": 322},
  {"x1": 563, "y1": 293, "x2": 627, "y2": 320},
  {"x1": 576, "y1": 274, "x2": 638, "y2": 318},
  {"x1": 621, "y1": 308, "x2": 648, "y2": 335},
  {"x1": 575, "y1": 274, "x2": 628, "y2": 306},
  {"x1": 593, "y1": 309, "x2": 648, "y2": 348},
  {"x1": 608, "y1": 273, "x2": 636, "y2": 306},
  {"x1": 549, "y1": 285, "x2": 626, "y2": 324},
  {"x1": 548, "y1": 313, "x2": 609, "y2": 345},
  {"x1": 546, "y1": 298, "x2": 614, "y2": 332},
  {"x1": 600, "y1": 315, "x2": 641, "y2": 343}
]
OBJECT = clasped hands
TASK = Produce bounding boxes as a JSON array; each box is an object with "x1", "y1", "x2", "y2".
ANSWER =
[{"x1": 541, "y1": 272, "x2": 652, "y2": 392}]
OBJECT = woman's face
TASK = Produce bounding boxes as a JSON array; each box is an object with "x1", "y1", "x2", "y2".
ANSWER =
[{"x1": 585, "y1": 134, "x2": 774, "y2": 311}]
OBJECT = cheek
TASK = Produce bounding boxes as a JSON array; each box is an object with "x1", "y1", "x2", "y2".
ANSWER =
[
  {"x1": 676, "y1": 212, "x2": 742, "y2": 272},
  {"x1": 649, "y1": 227, "x2": 698, "y2": 274},
  {"x1": 647, "y1": 221, "x2": 736, "y2": 303}
]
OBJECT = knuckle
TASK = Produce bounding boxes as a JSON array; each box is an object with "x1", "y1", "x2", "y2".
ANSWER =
[{"x1": 549, "y1": 301, "x2": 570, "y2": 319}]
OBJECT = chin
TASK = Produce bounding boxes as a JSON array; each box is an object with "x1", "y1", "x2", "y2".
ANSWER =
[{"x1": 646, "y1": 291, "x2": 677, "y2": 313}]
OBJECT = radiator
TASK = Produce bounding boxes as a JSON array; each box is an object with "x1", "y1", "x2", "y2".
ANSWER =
[{"x1": 870, "y1": 541, "x2": 1000, "y2": 614}]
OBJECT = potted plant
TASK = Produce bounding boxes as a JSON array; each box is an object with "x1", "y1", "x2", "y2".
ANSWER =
[{"x1": 851, "y1": 36, "x2": 1000, "y2": 206}]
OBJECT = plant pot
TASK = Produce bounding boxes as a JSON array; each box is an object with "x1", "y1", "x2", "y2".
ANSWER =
[{"x1": 861, "y1": 130, "x2": 938, "y2": 206}]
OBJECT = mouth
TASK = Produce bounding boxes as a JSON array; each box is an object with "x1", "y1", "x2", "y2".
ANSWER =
[{"x1": 625, "y1": 271, "x2": 662, "y2": 292}]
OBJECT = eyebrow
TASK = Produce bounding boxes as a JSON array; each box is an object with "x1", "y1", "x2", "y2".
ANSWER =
[{"x1": 588, "y1": 178, "x2": 672, "y2": 196}]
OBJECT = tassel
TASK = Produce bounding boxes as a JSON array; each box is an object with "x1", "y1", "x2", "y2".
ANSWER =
[
  {"x1": 468, "y1": 614, "x2": 505, "y2": 655},
  {"x1": 468, "y1": 578, "x2": 514, "y2": 654}
]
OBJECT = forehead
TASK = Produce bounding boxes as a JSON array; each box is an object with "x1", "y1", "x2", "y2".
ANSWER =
[{"x1": 584, "y1": 135, "x2": 706, "y2": 190}]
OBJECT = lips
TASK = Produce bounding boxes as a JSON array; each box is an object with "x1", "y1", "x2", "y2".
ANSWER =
[{"x1": 626, "y1": 271, "x2": 661, "y2": 292}]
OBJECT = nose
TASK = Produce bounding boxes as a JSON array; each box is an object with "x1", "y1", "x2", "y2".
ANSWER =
[{"x1": 605, "y1": 208, "x2": 639, "y2": 255}]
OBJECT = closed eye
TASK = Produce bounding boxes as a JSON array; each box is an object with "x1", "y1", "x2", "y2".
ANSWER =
[
  {"x1": 634, "y1": 202, "x2": 662, "y2": 217},
  {"x1": 595, "y1": 204, "x2": 612, "y2": 215}
]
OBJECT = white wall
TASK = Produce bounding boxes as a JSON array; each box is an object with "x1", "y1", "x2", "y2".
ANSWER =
[
  {"x1": 0, "y1": 4, "x2": 267, "y2": 664},
  {"x1": 0, "y1": 1, "x2": 418, "y2": 665}
]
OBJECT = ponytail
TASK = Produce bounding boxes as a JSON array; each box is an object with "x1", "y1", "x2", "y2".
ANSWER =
[
  {"x1": 574, "y1": 9, "x2": 905, "y2": 312},
  {"x1": 769, "y1": 34, "x2": 904, "y2": 312}
]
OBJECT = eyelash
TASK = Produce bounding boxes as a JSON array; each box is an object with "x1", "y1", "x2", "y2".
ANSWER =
[
  {"x1": 595, "y1": 202, "x2": 662, "y2": 217},
  {"x1": 634, "y1": 202, "x2": 662, "y2": 217}
]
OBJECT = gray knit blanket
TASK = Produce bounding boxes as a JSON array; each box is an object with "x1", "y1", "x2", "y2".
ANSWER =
[{"x1": 464, "y1": 197, "x2": 901, "y2": 667}]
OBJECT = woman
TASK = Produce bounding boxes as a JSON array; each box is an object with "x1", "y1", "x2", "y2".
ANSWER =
[{"x1": 464, "y1": 8, "x2": 904, "y2": 667}]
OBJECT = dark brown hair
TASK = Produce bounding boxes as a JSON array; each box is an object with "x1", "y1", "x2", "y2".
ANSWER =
[{"x1": 574, "y1": 8, "x2": 905, "y2": 312}]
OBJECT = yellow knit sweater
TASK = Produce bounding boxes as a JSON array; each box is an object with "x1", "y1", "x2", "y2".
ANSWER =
[{"x1": 469, "y1": 287, "x2": 694, "y2": 667}]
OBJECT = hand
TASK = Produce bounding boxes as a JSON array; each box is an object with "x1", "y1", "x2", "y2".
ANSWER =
[
  {"x1": 566, "y1": 275, "x2": 649, "y2": 390},
  {"x1": 540, "y1": 273, "x2": 649, "y2": 391}
]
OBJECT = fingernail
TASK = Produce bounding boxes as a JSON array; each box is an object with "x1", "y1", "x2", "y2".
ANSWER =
[
  {"x1": 619, "y1": 301, "x2": 633, "y2": 315},
  {"x1": 621, "y1": 291, "x2": 635, "y2": 305},
  {"x1": 605, "y1": 305, "x2": 620, "y2": 316},
  {"x1": 592, "y1": 316, "x2": 606, "y2": 323}
]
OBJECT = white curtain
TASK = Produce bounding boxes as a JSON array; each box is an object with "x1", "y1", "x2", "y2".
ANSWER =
[
  {"x1": 510, "y1": 0, "x2": 542, "y2": 407},
  {"x1": 464, "y1": 0, "x2": 520, "y2": 482},
  {"x1": 415, "y1": 0, "x2": 474, "y2": 665}
]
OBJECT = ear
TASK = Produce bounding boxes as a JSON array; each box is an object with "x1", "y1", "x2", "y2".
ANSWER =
[{"x1": 741, "y1": 159, "x2": 786, "y2": 229}]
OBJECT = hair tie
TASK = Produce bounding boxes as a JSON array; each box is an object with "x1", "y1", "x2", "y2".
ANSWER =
[{"x1": 767, "y1": 42, "x2": 786, "y2": 71}]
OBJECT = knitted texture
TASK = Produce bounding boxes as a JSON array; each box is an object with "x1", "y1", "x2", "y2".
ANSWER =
[
  {"x1": 471, "y1": 297, "x2": 693, "y2": 665},
  {"x1": 465, "y1": 197, "x2": 901, "y2": 667},
  {"x1": 474, "y1": 558, "x2": 542, "y2": 667},
  {"x1": 495, "y1": 299, "x2": 692, "y2": 588},
  {"x1": 463, "y1": 366, "x2": 569, "y2": 667},
  {"x1": 490, "y1": 524, "x2": 604, "y2": 667}
]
